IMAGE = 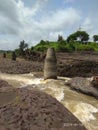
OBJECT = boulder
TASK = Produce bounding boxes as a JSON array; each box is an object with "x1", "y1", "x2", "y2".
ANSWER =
[
  {"x1": 65, "y1": 77, "x2": 98, "y2": 99},
  {"x1": 0, "y1": 80, "x2": 14, "y2": 92}
]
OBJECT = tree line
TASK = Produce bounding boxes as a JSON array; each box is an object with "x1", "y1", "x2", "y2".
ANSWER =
[
  {"x1": 2, "y1": 30, "x2": 98, "y2": 61},
  {"x1": 58, "y1": 31, "x2": 98, "y2": 43}
]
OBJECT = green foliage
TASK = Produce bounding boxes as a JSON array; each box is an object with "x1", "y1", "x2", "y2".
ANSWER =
[
  {"x1": 67, "y1": 31, "x2": 89, "y2": 43},
  {"x1": 93, "y1": 35, "x2": 98, "y2": 42},
  {"x1": 34, "y1": 40, "x2": 58, "y2": 51},
  {"x1": 14, "y1": 31, "x2": 98, "y2": 58},
  {"x1": 19, "y1": 40, "x2": 28, "y2": 56},
  {"x1": 31, "y1": 39, "x2": 98, "y2": 52},
  {"x1": 57, "y1": 40, "x2": 66, "y2": 51},
  {"x1": 31, "y1": 46, "x2": 34, "y2": 51},
  {"x1": 57, "y1": 35, "x2": 64, "y2": 42},
  {"x1": 15, "y1": 49, "x2": 20, "y2": 56},
  {"x1": 75, "y1": 31, "x2": 89, "y2": 42},
  {"x1": 67, "y1": 34, "x2": 77, "y2": 43}
]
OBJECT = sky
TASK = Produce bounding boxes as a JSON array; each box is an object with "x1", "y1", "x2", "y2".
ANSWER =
[{"x1": 0, "y1": 0, "x2": 98, "y2": 50}]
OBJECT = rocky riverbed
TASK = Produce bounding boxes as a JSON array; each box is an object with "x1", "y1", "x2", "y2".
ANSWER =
[
  {"x1": 0, "y1": 80, "x2": 87, "y2": 130},
  {"x1": 0, "y1": 51, "x2": 98, "y2": 130}
]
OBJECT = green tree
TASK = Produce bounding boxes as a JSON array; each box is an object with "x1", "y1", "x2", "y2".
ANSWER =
[
  {"x1": 67, "y1": 34, "x2": 77, "y2": 43},
  {"x1": 19, "y1": 40, "x2": 28, "y2": 56},
  {"x1": 40, "y1": 40, "x2": 46, "y2": 45},
  {"x1": 75, "y1": 31, "x2": 89, "y2": 43},
  {"x1": 93, "y1": 35, "x2": 98, "y2": 42},
  {"x1": 57, "y1": 35, "x2": 64, "y2": 42},
  {"x1": 67, "y1": 31, "x2": 89, "y2": 43}
]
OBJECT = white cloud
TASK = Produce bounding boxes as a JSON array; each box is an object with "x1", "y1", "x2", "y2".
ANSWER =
[
  {"x1": 0, "y1": 0, "x2": 98, "y2": 50},
  {"x1": 0, "y1": 36, "x2": 19, "y2": 50},
  {"x1": 82, "y1": 18, "x2": 93, "y2": 32},
  {"x1": 0, "y1": 0, "x2": 81, "y2": 50},
  {"x1": 0, "y1": 0, "x2": 20, "y2": 23},
  {"x1": 38, "y1": 8, "x2": 81, "y2": 31},
  {"x1": 64, "y1": 0, "x2": 75, "y2": 3}
]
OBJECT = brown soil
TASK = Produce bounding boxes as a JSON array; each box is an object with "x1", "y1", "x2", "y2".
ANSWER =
[
  {"x1": 0, "y1": 87, "x2": 87, "y2": 130},
  {"x1": 0, "y1": 58, "x2": 43, "y2": 74},
  {"x1": 57, "y1": 51, "x2": 98, "y2": 77}
]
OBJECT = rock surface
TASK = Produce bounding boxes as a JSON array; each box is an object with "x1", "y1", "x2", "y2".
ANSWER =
[
  {"x1": 44, "y1": 48, "x2": 57, "y2": 80},
  {"x1": 0, "y1": 80, "x2": 17, "y2": 106},
  {"x1": 0, "y1": 80, "x2": 13, "y2": 92},
  {"x1": 0, "y1": 88, "x2": 87, "y2": 130},
  {"x1": 65, "y1": 77, "x2": 98, "y2": 99}
]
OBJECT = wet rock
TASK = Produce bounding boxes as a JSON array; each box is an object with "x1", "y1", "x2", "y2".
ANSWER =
[
  {"x1": 0, "y1": 80, "x2": 13, "y2": 92},
  {"x1": 0, "y1": 80, "x2": 17, "y2": 106},
  {"x1": 0, "y1": 88, "x2": 87, "y2": 130},
  {"x1": 65, "y1": 77, "x2": 98, "y2": 99}
]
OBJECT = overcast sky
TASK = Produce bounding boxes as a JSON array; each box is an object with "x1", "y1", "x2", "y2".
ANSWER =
[{"x1": 0, "y1": 0, "x2": 98, "y2": 50}]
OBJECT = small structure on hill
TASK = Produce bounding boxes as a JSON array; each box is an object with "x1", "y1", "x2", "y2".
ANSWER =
[{"x1": 44, "y1": 48, "x2": 57, "y2": 80}]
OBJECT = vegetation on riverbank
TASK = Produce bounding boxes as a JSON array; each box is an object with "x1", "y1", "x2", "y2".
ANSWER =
[
  {"x1": 0, "y1": 30, "x2": 98, "y2": 59},
  {"x1": 33, "y1": 40, "x2": 98, "y2": 52},
  {"x1": 33, "y1": 30, "x2": 98, "y2": 52}
]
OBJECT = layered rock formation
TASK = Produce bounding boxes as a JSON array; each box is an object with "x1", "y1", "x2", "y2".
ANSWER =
[{"x1": 44, "y1": 48, "x2": 57, "y2": 80}]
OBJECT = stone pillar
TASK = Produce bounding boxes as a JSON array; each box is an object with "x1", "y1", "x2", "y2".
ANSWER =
[{"x1": 44, "y1": 48, "x2": 57, "y2": 80}]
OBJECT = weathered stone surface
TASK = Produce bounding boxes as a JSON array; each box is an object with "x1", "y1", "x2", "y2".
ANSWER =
[
  {"x1": 0, "y1": 80, "x2": 17, "y2": 106},
  {"x1": 0, "y1": 88, "x2": 87, "y2": 130},
  {"x1": 0, "y1": 80, "x2": 13, "y2": 92},
  {"x1": 65, "y1": 77, "x2": 98, "y2": 99},
  {"x1": 44, "y1": 48, "x2": 57, "y2": 80}
]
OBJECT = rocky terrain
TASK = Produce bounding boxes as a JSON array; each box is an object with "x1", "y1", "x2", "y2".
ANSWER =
[
  {"x1": 0, "y1": 51, "x2": 98, "y2": 100},
  {"x1": 57, "y1": 51, "x2": 98, "y2": 77},
  {"x1": 0, "y1": 85, "x2": 87, "y2": 130},
  {"x1": 0, "y1": 58, "x2": 43, "y2": 74},
  {"x1": 0, "y1": 51, "x2": 98, "y2": 129},
  {"x1": 65, "y1": 77, "x2": 98, "y2": 99},
  {"x1": 0, "y1": 51, "x2": 98, "y2": 78}
]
